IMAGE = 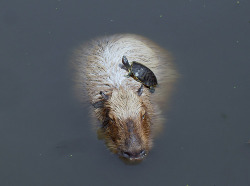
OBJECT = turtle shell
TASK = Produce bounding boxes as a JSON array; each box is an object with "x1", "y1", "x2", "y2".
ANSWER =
[{"x1": 130, "y1": 62, "x2": 158, "y2": 87}]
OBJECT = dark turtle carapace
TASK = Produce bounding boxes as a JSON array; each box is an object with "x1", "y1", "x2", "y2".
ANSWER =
[{"x1": 122, "y1": 56, "x2": 158, "y2": 93}]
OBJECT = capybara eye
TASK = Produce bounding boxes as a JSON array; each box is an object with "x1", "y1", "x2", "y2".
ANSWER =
[
  {"x1": 142, "y1": 114, "x2": 145, "y2": 120},
  {"x1": 108, "y1": 113, "x2": 115, "y2": 122},
  {"x1": 109, "y1": 118, "x2": 114, "y2": 123}
]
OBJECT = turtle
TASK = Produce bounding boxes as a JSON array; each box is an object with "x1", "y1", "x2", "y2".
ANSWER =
[{"x1": 122, "y1": 56, "x2": 158, "y2": 93}]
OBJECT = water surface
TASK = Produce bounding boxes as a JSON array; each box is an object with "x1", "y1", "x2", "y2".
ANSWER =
[{"x1": 1, "y1": 0, "x2": 250, "y2": 185}]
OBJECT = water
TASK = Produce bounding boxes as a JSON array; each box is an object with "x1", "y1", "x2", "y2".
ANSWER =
[{"x1": 1, "y1": 0, "x2": 250, "y2": 185}]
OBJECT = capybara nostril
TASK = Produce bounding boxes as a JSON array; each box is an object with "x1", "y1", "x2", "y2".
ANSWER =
[
  {"x1": 122, "y1": 151, "x2": 132, "y2": 159},
  {"x1": 122, "y1": 150, "x2": 147, "y2": 160},
  {"x1": 139, "y1": 150, "x2": 146, "y2": 157}
]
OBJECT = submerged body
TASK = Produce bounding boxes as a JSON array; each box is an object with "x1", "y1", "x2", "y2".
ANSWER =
[{"x1": 73, "y1": 34, "x2": 177, "y2": 161}]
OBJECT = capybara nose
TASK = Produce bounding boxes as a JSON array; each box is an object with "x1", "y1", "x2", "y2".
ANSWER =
[{"x1": 122, "y1": 150, "x2": 147, "y2": 160}]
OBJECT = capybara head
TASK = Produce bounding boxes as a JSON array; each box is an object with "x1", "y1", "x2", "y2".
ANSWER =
[{"x1": 98, "y1": 86, "x2": 153, "y2": 161}]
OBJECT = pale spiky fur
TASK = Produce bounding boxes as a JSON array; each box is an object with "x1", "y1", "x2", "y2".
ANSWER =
[{"x1": 72, "y1": 34, "x2": 177, "y2": 158}]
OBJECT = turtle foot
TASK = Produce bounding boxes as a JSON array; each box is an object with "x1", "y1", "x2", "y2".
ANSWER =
[{"x1": 149, "y1": 87, "x2": 155, "y2": 93}]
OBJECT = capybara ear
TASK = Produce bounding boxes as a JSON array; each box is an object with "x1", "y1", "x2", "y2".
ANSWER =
[
  {"x1": 100, "y1": 91, "x2": 109, "y2": 100},
  {"x1": 137, "y1": 84, "x2": 143, "y2": 96},
  {"x1": 92, "y1": 100, "x2": 104, "y2": 108},
  {"x1": 92, "y1": 91, "x2": 109, "y2": 108}
]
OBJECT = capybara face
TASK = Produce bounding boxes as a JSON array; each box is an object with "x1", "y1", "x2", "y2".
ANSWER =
[{"x1": 102, "y1": 89, "x2": 152, "y2": 161}]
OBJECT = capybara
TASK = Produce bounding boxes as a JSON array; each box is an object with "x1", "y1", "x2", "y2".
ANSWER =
[{"x1": 72, "y1": 34, "x2": 177, "y2": 161}]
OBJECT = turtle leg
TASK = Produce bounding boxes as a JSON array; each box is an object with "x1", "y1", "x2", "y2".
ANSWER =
[
  {"x1": 149, "y1": 86, "x2": 155, "y2": 93},
  {"x1": 124, "y1": 71, "x2": 132, "y2": 78},
  {"x1": 137, "y1": 84, "x2": 144, "y2": 96}
]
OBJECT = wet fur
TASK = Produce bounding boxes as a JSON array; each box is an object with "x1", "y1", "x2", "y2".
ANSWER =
[{"x1": 72, "y1": 34, "x2": 177, "y2": 159}]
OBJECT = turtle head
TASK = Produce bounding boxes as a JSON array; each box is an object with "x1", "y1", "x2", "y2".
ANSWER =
[{"x1": 122, "y1": 56, "x2": 131, "y2": 70}]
